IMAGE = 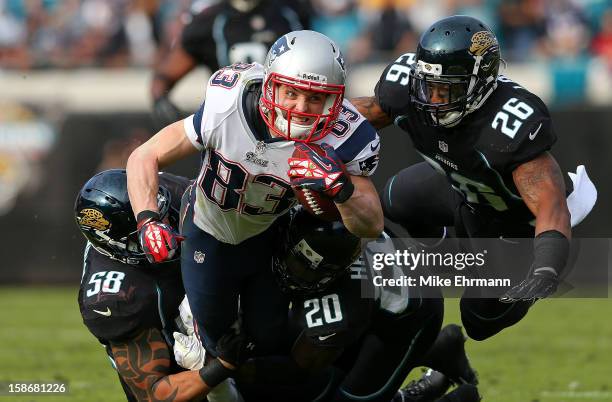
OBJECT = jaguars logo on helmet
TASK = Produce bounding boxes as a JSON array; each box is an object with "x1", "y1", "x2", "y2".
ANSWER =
[
  {"x1": 469, "y1": 31, "x2": 498, "y2": 57},
  {"x1": 77, "y1": 208, "x2": 111, "y2": 231}
]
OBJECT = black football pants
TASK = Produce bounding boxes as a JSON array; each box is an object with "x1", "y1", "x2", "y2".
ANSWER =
[{"x1": 381, "y1": 162, "x2": 534, "y2": 341}]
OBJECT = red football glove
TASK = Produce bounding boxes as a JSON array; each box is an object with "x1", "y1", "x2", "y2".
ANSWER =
[
  {"x1": 288, "y1": 143, "x2": 354, "y2": 203},
  {"x1": 137, "y1": 212, "x2": 184, "y2": 264}
]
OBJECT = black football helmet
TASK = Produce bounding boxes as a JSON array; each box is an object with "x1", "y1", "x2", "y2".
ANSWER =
[
  {"x1": 272, "y1": 207, "x2": 361, "y2": 295},
  {"x1": 410, "y1": 15, "x2": 501, "y2": 127},
  {"x1": 74, "y1": 169, "x2": 174, "y2": 265}
]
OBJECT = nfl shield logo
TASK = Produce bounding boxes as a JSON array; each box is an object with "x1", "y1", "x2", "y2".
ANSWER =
[
  {"x1": 438, "y1": 141, "x2": 448, "y2": 153},
  {"x1": 194, "y1": 251, "x2": 205, "y2": 264}
]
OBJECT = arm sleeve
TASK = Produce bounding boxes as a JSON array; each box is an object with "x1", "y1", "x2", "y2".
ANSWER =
[
  {"x1": 183, "y1": 102, "x2": 206, "y2": 151},
  {"x1": 335, "y1": 123, "x2": 380, "y2": 177}
]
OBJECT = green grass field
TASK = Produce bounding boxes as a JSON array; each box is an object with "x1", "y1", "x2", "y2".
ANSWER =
[{"x1": 1, "y1": 287, "x2": 610, "y2": 402}]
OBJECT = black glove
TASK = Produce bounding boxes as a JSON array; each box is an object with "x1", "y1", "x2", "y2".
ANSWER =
[
  {"x1": 215, "y1": 319, "x2": 253, "y2": 368},
  {"x1": 288, "y1": 143, "x2": 354, "y2": 203},
  {"x1": 500, "y1": 230, "x2": 568, "y2": 303},
  {"x1": 500, "y1": 266, "x2": 559, "y2": 303},
  {"x1": 152, "y1": 95, "x2": 183, "y2": 128}
]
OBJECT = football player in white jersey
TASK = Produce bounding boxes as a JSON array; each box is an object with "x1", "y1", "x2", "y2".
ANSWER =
[{"x1": 127, "y1": 30, "x2": 383, "y2": 389}]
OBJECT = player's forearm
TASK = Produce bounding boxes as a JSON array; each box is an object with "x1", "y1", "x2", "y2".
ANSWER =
[
  {"x1": 127, "y1": 122, "x2": 197, "y2": 217},
  {"x1": 349, "y1": 96, "x2": 393, "y2": 130},
  {"x1": 512, "y1": 152, "x2": 571, "y2": 239},
  {"x1": 534, "y1": 199, "x2": 571, "y2": 239},
  {"x1": 336, "y1": 177, "x2": 383, "y2": 238},
  {"x1": 151, "y1": 371, "x2": 209, "y2": 402},
  {"x1": 127, "y1": 144, "x2": 162, "y2": 217}
]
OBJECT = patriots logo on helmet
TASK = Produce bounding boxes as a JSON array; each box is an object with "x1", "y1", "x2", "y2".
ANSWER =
[{"x1": 268, "y1": 35, "x2": 291, "y2": 66}]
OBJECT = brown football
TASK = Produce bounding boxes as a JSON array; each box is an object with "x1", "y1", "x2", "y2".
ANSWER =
[{"x1": 291, "y1": 143, "x2": 342, "y2": 222}]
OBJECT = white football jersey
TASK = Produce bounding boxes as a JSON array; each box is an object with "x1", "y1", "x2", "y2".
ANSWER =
[{"x1": 183, "y1": 63, "x2": 380, "y2": 244}]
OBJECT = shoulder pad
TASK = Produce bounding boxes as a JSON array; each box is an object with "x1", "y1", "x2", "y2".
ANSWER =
[
  {"x1": 374, "y1": 53, "x2": 416, "y2": 119},
  {"x1": 477, "y1": 80, "x2": 556, "y2": 168},
  {"x1": 79, "y1": 253, "x2": 160, "y2": 342},
  {"x1": 319, "y1": 99, "x2": 380, "y2": 176},
  {"x1": 201, "y1": 63, "x2": 264, "y2": 132}
]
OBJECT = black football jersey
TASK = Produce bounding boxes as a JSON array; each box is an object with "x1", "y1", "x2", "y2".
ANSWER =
[
  {"x1": 78, "y1": 245, "x2": 184, "y2": 345},
  {"x1": 182, "y1": 1, "x2": 306, "y2": 72},
  {"x1": 375, "y1": 56, "x2": 556, "y2": 222},
  {"x1": 78, "y1": 172, "x2": 190, "y2": 344},
  {"x1": 291, "y1": 274, "x2": 375, "y2": 349},
  {"x1": 291, "y1": 242, "x2": 425, "y2": 350}
]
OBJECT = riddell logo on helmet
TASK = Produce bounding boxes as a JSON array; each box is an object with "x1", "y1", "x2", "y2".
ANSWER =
[{"x1": 298, "y1": 72, "x2": 327, "y2": 83}]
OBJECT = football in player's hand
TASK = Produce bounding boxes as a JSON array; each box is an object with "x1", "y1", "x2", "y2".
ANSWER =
[{"x1": 290, "y1": 143, "x2": 342, "y2": 222}]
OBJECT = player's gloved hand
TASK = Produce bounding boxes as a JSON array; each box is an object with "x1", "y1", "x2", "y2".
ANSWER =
[
  {"x1": 137, "y1": 210, "x2": 184, "y2": 264},
  {"x1": 215, "y1": 318, "x2": 253, "y2": 369},
  {"x1": 288, "y1": 143, "x2": 354, "y2": 203},
  {"x1": 152, "y1": 95, "x2": 183, "y2": 128},
  {"x1": 500, "y1": 266, "x2": 559, "y2": 303},
  {"x1": 500, "y1": 230, "x2": 568, "y2": 303},
  {"x1": 178, "y1": 296, "x2": 196, "y2": 336},
  {"x1": 173, "y1": 331, "x2": 206, "y2": 370}
]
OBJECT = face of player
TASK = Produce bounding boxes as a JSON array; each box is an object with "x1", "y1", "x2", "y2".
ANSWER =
[
  {"x1": 426, "y1": 82, "x2": 450, "y2": 104},
  {"x1": 276, "y1": 84, "x2": 329, "y2": 126}
]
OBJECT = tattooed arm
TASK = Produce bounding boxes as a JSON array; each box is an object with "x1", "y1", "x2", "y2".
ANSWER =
[
  {"x1": 512, "y1": 152, "x2": 571, "y2": 238},
  {"x1": 500, "y1": 152, "x2": 571, "y2": 302},
  {"x1": 110, "y1": 328, "x2": 210, "y2": 402},
  {"x1": 350, "y1": 97, "x2": 394, "y2": 130}
]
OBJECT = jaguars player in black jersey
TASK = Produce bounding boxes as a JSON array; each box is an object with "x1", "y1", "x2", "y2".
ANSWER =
[
  {"x1": 76, "y1": 169, "x2": 244, "y2": 401},
  {"x1": 171, "y1": 207, "x2": 480, "y2": 401},
  {"x1": 351, "y1": 15, "x2": 572, "y2": 342},
  {"x1": 270, "y1": 210, "x2": 482, "y2": 402},
  {"x1": 250, "y1": 208, "x2": 477, "y2": 402},
  {"x1": 152, "y1": 0, "x2": 310, "y2": 127}
]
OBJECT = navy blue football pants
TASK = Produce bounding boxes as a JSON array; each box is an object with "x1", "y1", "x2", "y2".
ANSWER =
[
  {"x1": 382, "y1": 162, "x2": 534, "y2": 341},
  {"x1": 180, "y1": 197, "x2": 289, "y2": 356}
]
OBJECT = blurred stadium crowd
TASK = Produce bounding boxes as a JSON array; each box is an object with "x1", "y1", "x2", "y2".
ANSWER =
[{"x1": 1, "y1": 0, "x2": 610, "y2": 70}]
